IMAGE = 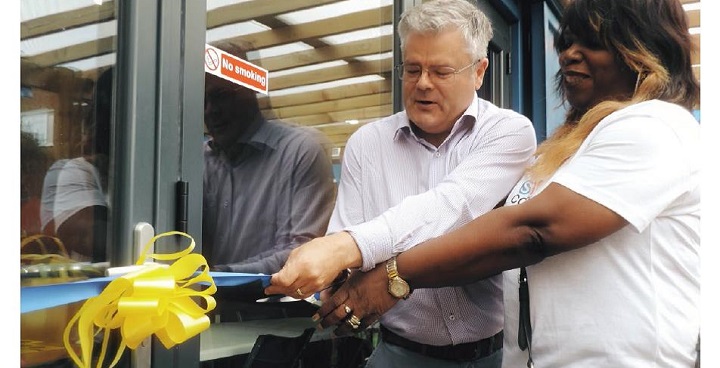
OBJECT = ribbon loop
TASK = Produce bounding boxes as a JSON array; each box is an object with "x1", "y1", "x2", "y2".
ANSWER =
[{"x1": 63, "y1": 232, "x2": 216, "y2": 368}]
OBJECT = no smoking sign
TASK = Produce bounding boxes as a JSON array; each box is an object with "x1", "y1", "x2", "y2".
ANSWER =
[{"x1": 204, "y1": 44, "x2": 268, "y2": 95}]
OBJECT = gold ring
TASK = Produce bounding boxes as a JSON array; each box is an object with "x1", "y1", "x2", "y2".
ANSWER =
[
  {"x1": 296, "y1": 288, "x2": 304, "y2": 296},
  {"x1": 344, "y1": 305, "x2": 352, "y2": 314},
  {"x1": 347, "y1": 314, "x2": 361, "y2": 330}
]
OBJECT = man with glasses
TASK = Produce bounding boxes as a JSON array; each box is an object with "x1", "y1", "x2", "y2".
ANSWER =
[{"x1": 267, "y1": 0, "x2": 536, "y2": 367}]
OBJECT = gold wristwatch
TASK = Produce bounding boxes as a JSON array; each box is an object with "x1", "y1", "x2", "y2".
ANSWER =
[{"x1": 386, "y1": 256, "x2": 411, "y2": 299}]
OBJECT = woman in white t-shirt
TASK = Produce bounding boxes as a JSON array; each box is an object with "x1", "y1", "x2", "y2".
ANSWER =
[
  {"x1": 39, "y1": 68, "x2": 113, "y2": 262},
  {"x1": 303, "y1": 0, "x2": 701, "y2": 366}
]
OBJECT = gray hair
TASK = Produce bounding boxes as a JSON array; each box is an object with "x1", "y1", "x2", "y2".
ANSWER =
[{"x1": 398, "y1": 0, "x2": 493, "y2": 60}]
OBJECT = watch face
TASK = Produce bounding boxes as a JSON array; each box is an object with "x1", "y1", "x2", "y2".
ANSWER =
[{"x1": 389, "y1": 279, "x2": 410, "y2": 298}]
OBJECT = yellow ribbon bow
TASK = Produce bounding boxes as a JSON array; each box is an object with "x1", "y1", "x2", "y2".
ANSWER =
[{"x1": 63, "y1": 231, "x2": 217, "y2": 368}]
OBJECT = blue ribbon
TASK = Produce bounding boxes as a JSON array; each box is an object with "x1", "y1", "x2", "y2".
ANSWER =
[{"x1": 21, "y1": 272, "x2": 270, "y2": 314}]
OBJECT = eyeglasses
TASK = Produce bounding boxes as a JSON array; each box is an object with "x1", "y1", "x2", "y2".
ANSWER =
[{"x1": 395, "y1": 60, "x2": 478, "y2": 84}]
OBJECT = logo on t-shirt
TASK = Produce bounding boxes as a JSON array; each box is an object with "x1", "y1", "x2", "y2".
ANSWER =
[{"x1": 508, "y1": 179, "x2": 536, "y2": 205}]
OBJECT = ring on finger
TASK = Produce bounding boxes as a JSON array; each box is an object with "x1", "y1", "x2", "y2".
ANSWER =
[
  {"x1": 296, "y1": 288, "x2": 304, "y2": 296},
  {"x1": 347, "y1": 314, "x2": 361, "y2": 330},
  {"x1": 344, "y1": 304, "x2": 352, "y2": 315}
]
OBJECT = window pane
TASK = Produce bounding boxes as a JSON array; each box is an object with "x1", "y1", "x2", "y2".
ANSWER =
[
  {"x1": 21, "y1": 1, "x2": 116, "y2": 366},
  {"x1": 200, "y1": 2, "x2": 394, "y2": 365},
  {"x1": 201, "y1": 0, "x2": 394, "y2": 277}
]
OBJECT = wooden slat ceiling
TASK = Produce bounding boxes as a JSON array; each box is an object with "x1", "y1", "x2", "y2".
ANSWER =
[
  {"x1": 21, "y1": 1, "x2": 393, "y2": 149},
  {"x1": 20, "y1": 0, "x2": 701, "y2": 149}
]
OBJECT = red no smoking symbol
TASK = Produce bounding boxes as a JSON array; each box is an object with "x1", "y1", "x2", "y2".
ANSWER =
[{"x1": 205, "y1": 48, "x2": 220, "y2": 71}]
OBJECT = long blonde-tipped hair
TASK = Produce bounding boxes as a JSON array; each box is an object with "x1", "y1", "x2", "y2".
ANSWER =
[{"x1": 528, "y1": 0, "x2": 699, "y2": 179}]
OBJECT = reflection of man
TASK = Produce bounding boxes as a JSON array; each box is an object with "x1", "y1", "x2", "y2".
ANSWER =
[
  {"x1": 202, "y1": 41, "x2": 336, "y2": 275},
  {"x1": 202, "y1": 42, "x2": 361, "y2": 368}
]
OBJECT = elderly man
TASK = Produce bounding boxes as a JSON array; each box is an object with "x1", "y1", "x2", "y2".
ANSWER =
[{"x1": 266, "y1": 0, "x2": 536, "y2": 367}]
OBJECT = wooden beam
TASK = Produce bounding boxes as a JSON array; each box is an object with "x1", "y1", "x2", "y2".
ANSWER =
[
  {"x1": 24, "y1": 36, "x2": 115, "y2": 68},
  {"x1": 266, "y1": 92, "x2": 392, "y2": 119},
  {"x1": 270, "y1": 58, "x2": 392, "y2": 91},
  {"x1": 313, "y1": 122, "x2": 380, "y2": 148},
  {"x1": 686, "y1": 9, "x2": 700, "y2": 28},
  {"x1": 247, "y1": 15, "x2": 335, "y2": 54},
  {"x1": 256, "y1": 34, "x2": 393, "y2": 72},
  {"x1": 691, "y1": 34, "x2": 700, "y2": 65},
  {"x1": 288, "y1": 104, "x2": 393, "y2": 126},
  {"x1": 207, "y1": 0, "x2": 343, "y2": 29},
  {"x1": 20, "y1": 59, "x2": 95, "y2": 95},
  {"x1": 20, "y1": 0, "x2": 345, "y2": 39},
  {"x1": 258, "y1": 79, "x2": 391, "y2": 109},
  {"x1": 21, "y1": 1, "x2": 115, "y2": 40},
  {"x1": 226, "y1": 6, "x2": 393, "y2": 51},
  {"x1": 23, "y1": 5, "x2": 392, "y2": 69}
]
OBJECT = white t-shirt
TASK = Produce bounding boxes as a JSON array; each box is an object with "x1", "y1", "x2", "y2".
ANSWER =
[
  {"x1": 40, "y1": 157, "x2": 107, "y2": 232},
  {"x1": 502, "y1": 100, "x2": 700, "y2": 367}
]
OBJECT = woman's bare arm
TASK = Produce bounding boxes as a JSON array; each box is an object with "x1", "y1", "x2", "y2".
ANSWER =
[{"x1": 398, "y1": 182, "x2": 628, "y2": 287}]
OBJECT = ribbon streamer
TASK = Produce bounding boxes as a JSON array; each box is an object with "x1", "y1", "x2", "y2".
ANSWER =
[{"x1": 62, "y1": 231, "x2": 217, "y2": 368}]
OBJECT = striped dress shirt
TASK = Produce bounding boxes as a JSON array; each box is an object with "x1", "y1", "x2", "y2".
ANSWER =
[{"x1": 328, "y1": 95, "x2": 536, "y2": 345}]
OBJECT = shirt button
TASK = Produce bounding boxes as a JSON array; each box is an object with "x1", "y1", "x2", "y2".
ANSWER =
[
  {"x1": 223, "y1": 201, "x2": 229, "y2": 208},
  {"x1": 449, "y1": 314, "x2": 455, "y2": 321}
]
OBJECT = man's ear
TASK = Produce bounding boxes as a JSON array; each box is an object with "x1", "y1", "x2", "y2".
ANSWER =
[{"x1": 474, "y1": 58, "x2": 490, "y2": 90}]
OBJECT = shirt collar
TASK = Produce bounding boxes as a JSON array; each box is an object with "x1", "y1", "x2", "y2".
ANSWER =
[{"x1": 393, "y1": 95, "x2": 479, "y2": 144}]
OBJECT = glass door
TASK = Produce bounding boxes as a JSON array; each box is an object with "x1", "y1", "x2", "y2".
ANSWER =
[
  {"x1": 19, "y1": 1, "x2": 205, "y2": 367},
  {"x1": 21, "y1": 2, "x2": 122, "y2": 365},
  {"x1": 199, "y1": 1, "x2": 395, "y2": 366}
]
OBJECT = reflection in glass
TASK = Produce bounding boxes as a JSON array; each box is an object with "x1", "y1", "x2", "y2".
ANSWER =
[
  {"x1": 202, "y1": 41, "x2": 336, "y2": 276},
  {"x1": 39, "y1": 67, "x2": 112, "y2": 263},
  {"x1": 200, "y1": 3, "x2": 394, "y2": 366},
  {"x1": 201, "y1": 1, "x2": 395, "y2": 281},
  {"x1": 21, "y1": 2, "x2": 116, "y2": 366}
]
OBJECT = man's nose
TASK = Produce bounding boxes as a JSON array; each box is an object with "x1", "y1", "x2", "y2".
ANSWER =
[{"x1": 415, "y1": 69, "x2": 434, "y2": 88}]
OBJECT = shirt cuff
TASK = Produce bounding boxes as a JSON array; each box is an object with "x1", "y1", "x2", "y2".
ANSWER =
[{"x1": 345, "y1": 221, "x2": 394, "y2": 272}]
